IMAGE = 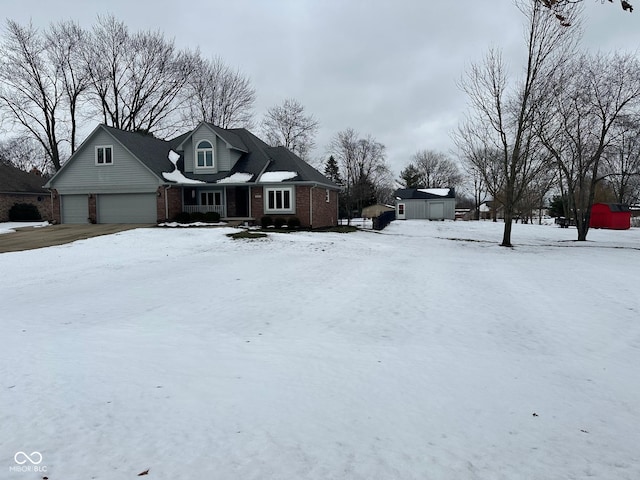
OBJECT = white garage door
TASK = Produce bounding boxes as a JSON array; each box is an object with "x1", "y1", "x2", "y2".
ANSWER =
[
  {"x1": 61, "y1": 195, "x2": 89, "y2": 224},
  {"x1": 97, "y1": 193, "x2": 157, "y2": 223}
]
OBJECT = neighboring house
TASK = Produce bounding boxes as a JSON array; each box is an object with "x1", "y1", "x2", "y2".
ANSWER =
[
  {"x1": 394, "y1": 188, "x2": 456, "y2": 220},
  {"x1": 45, "y1": 123, "x2": 340, "y2": 227},
  {"x1": 589, "y1": 203, "x2": 631, "y2": 230},
  {"x1": 0, "y1": 163, "x2": 51, "y2": 222}
]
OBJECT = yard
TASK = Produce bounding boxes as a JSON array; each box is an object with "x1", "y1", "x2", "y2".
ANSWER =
[{"x1": 1, "y1": 220, "x2": 639, "y2": 479}]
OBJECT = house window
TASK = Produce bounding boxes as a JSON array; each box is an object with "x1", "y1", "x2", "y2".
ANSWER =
[
  {"x1": 265, "y1": 187, "x2": 294, "y2": 213},
  {"x1": 200, "y1": 191, "x2": 222, "y2": 206},
  {"x1": 96, "y1": 146, "x2": 113, "y2": 165},
  {"x1": 398, "y1": 204, "x2": 405, "y2": 215},
  {"x1": 196, "y1": 140, "x2": 214, "y2": 168},
  {"x1": 325, "y1": 189, "x2": 330, "y2": 203}
]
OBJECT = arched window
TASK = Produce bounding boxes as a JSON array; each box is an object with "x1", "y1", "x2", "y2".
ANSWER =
[{"x1": 196, "y1": 140, "x2": 214, "y2": 168}]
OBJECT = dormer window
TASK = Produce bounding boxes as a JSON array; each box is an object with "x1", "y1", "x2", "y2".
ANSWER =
[{"x1": 196, "y1": 140, "x2": 214, "y2": 168}]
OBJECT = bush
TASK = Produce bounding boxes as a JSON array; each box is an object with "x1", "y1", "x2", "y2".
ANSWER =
[
  {"x1": 190, "y1": 211, "x2": 206, "y2": 222},
  {"x1": 273, "y1": 217, "x2": 286, "y2": 229},
  {"x1": 261, "y1": 216, "x2": 273, "y2": 228},
  {"x1": 174, "y1": 212, "x2": 191, "y2": 223},
  {"x1": 287, "y1": 216, "x2": 301, "y2": 229},
  {"x1": 203, "y1": 211, "x2": 221, "y2": 222},
  {"x1": 9, "y1": 203, "x2": 41, "y2": 221}
]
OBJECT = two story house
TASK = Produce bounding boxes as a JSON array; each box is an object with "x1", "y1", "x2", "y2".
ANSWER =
[{"x1": 45, "y1": 123, "x2": 340, "y2": 228}]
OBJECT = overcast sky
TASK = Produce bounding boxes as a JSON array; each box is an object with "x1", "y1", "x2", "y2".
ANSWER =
[{"x1": 4, "y1": 1, "x2": 640, "y2": 176}]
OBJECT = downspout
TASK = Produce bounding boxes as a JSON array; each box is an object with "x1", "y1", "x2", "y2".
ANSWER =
[
  {"x1": 164, "y1": 185, "x2": 172, "y2": 221},
  {"x1": 310, "y1": 184, "x2": 317, "y2": 228}
]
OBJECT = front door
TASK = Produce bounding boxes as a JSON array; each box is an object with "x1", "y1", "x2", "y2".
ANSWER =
[{"x1": 397, "y1": 203, "x2": 406, "y2": 220}]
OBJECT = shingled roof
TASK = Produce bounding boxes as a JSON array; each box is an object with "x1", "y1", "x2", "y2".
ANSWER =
[
  {"x1": 102, "y1": 125, "x2": 175, "y2": 178},
  {"x1": 0, "y1": 163, "x2": 48, "y2": 194},
  {"x1": 49, "y1": 123, "x2": 339, "y2": 189},
  {"x1": 395, "y1": 188, "x2": 456, "y2": 200}
]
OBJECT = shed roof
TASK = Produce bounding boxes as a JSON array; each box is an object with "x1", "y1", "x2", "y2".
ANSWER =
[
  {"x1": 593, "y1": 203, "x2": 630, "y2": 212},
  {"x1": 395, "y1": 188, "x2": 456, "y2": 200}
]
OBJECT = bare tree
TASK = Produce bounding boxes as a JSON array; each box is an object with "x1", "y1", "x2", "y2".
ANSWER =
[
  {"x1": 457, "y1": 0, "x2": 579, "y2": 246},
  {"x1": 539, "y1": 52, "x2": 640, "y2": 240},
  {"x1": 412, "y1": 149, "x2": 463, "y2": 189},
  {"x1": 539, "y1": 0, "x2": 632, "y2": 21},
  {"x1": 0, "y1": 135, "x2": 48, "y2": 172},
  {"x1": 184, "y1": 55, "x2": 256, "y2": 129},
  {"x1": 85, "y1": 15, "x2": 195, "y2": 137},
  {"x1": 46, "y1": 20, "x2": 90, "y2": 154},
  {"x1": 459, "y1": 146, "x2": 497, "y2": 220},
  {"x1": 329, "y1": 128, "x2": 391, "y2": 222},
  {"x1": 260, "y1": 98, "x2": 319, "y2": 161},
  {"x1": 0, "y1": 20, "x2": 67, "y2": 170},
  {"x1": 602, "y1": 115, "x2": 640, "y2": 205}
]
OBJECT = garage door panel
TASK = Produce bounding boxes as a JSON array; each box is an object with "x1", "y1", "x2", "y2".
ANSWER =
[
  {"x1": 97, "y1": 194, "x2": 156, "y2": 223},
  {"x1": 61, "y1": 195, "x2": 89, "y2": 224}
]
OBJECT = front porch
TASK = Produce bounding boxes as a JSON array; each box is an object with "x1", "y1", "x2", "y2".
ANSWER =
[{"x1": 181, "y1": 185, "x2": 251, "y2": 219}]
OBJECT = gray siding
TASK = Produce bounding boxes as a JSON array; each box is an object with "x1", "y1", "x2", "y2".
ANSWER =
[
  {"x1": 403, "y1": 199, "x2": 455, "y2": 220},
  {"x1": 183, "y1": 124, "x2": 238, "y2": 173},
  {"x1": 183, "y1": 136, "x2": 194, "y2": 172},
  {"x1": 50, "y1": 130, "x2": 161, "y2": 194},
  {"x1": 190, "y1": 125, "x2": 218, "y2": 174}
]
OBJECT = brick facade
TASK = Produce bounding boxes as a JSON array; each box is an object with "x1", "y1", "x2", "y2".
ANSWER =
[
  {"x1": 250, "y1": 185, "x2": 338, "y2": 228},
  {"x1": 88, "y1": 195, "x2": 97, "y2": 223},
  {"x1": 51, "y1": 190, "x2": 61, "y2": 224},
  {"x1": 156, "y1": 186, "x2": 182, "y2": 222},
  {"x1": 0, "y1": 192, "x2": 53, "y2": 222},
  {"x1": 310, "y1": 187, "x2": 339, "y2": 228}
]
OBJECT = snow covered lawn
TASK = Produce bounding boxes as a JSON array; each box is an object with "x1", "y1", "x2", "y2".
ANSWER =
[{"x1": 1, "y1": 221, "x2": 639, "y2": 479}]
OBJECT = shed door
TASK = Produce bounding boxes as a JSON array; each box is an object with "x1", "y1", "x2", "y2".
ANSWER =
[
  {"x1": 61, "y1": 195, "x2": 89, "y2": 224},
  {"x1": 430, "y1": 202, "x2": 444, "y2": 220},
  {"x1": 397, "y1": 203, "x2": 406, "y2": 220},
  {"x1": 97, "y1": 193, "x2": 157, "y2": 223}
]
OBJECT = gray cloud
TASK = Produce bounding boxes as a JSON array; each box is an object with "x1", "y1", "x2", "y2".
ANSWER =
[{"x1": 4, "y1": 0, "x2": 639, "y2": 175}]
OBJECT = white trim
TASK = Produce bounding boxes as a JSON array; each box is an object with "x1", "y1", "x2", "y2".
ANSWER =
[
  {"x1": 264, "y1": 186, "x2": 295, "y2": 214},
  {"x1": 95, "y1": 145, "x2": 113, "y2": 166},
  {"x1": 195, "y1": 140, "x2": 215, "y2": 169}
]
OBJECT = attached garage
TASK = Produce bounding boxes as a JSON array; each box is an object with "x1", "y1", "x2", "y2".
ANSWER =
[
  {"x1": 97, "y1": 193, "x2": 157, "y2": 223},
  {"x1": 61, "y1": 195, "x2": 89, "y2": 224}
]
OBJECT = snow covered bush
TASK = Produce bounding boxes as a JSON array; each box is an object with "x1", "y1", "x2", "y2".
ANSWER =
[
  {"x1": 287, "y1": 217, "x2": 301, "y2": 228},
  {"x1": 261, "y1": 216, "x2": 273, "y2": 228}
]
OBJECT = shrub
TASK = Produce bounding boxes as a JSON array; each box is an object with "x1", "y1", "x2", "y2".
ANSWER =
[
  {"x1": 287, "y1": 216, "x2": 301, "y2": 229},
  {"x1": 174, "y1": 212, "x2": 191, "y2": 223},
  {"x1": 273, "y1": 217, "x2": 286, "y2": 229},
  {"x1": 190, "y1": 211, "x2": 206, "y2": 222},
  {"x1": 203, "y1": 211, "x2": 221, "y2": 223},
  {"x1": 9, "y1": 203, "x2": 41, "y2": 221},
  {"x1": 261, "y1": 216, "x2": 273, "y2": 228}
]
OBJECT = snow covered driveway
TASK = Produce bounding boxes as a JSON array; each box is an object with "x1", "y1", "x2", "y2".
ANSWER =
[{"x1": 1, "y1": 221, "x2": 639, "y2": 479}]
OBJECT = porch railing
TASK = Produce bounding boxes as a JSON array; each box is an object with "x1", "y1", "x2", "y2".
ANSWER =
[{"x1": 183, "y1": 205, "x2": 225, "y2": 216}]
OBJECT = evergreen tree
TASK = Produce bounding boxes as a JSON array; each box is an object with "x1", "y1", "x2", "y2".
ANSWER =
[
  {"x1": 399, "y1": 163, "x2": 422, "y2": 188},
  {"x1": 324, "y1": 155, "x2": 342, "y2": 185}
]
